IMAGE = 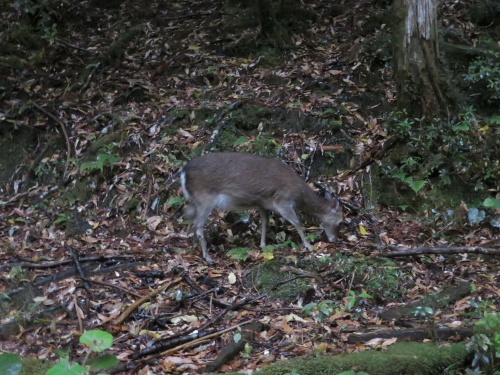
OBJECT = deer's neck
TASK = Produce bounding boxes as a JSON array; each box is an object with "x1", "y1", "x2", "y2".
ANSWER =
[{"x1": 297, "y1": 187, "x2": 330, "y2": 218}]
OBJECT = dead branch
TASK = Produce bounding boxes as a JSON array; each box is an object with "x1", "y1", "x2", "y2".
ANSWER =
[
  {"x1": 6, "y1": 262, "x2": 143, "y2": 298},
  {"x1": 204, "y1": 100, "x2": 243, "y2": 152},
  {"x1": 118, "y1": 321, "x2": 252, "y2": 373},
  {"x1": 134, "y1": 295, "x2": 265, "y2": 360},
  {"x1": 181, "y1": 272, "x2": 230, "y2": 308},
  {"x1": 65, "y1": 244, "x2": 90, "y2": 290},
  {"x1": 131, "y1": 328, "x2": 220, "y2": 360},
  {"x1": 0, "y1": 254, "x2": 137, "y2": 270},
  {"x1": 114, "y1": 277, "x2": 183, "y2": 325},
  {"x1": 36, "y1": 262, "x2": 141, "y2": 288},
  {"x1": 386, "y1": 246, "x2": 500, "y2": 257}
]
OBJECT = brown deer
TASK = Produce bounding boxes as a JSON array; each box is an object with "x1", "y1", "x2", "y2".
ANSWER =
[{"x1": 181, "y1": 152, "x2": 343, "y2": 264}]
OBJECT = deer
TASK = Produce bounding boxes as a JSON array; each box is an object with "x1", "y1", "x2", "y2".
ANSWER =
[{"x1": 180, "y1": 152, "x2": 344, "y2": 264}]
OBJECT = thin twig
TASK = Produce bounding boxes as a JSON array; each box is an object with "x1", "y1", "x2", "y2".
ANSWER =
[{"x1": 65, "y1": 244, "x2": 90, "y2": 291}]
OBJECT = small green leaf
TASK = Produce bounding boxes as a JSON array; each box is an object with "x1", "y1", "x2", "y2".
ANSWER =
[
  {"x1": 226, "y1": 247, "x2": 252, "y2": 261},
  {"x1": 54, "y1": 214, "x2": 69, "y2": 224},
  {"x1": 80, "y1": 330, "x2": 113, "y2": 352},
  {"x1": 346, "y1": 298, "x2": 356, "y2": 310},
  {"x1": 46, "y1": 359, "x2": 87, "y2": 375},
  {"x1": 302, "y1": 303, "x2": 316, "y2": 312},
  {"x1": 233, "y1": 333, "x2": 242, "y2": 343},
  {"x1": 166, "y1": 196, "x2": 183, "y2": 208},
  {"x1": 483, "y1": 198, "x2": 500, "y2": 209},
  {"x1": 409, "y1": 180, "x2": 427, "y2": 193},
  {"x1": 393, "y1": 172, "x2": 407, "y2": 181},
  {"x1": 232, "y1": 136, "x2": 248, "y2": 147}
]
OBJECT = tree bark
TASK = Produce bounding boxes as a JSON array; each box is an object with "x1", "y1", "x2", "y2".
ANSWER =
[{"x1": 393, "y1": 0, "x2": 455, "y2": 117}]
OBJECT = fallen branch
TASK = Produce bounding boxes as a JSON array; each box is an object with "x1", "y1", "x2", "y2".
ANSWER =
[
  {"x1": 0, "y1": 255, "x2": 137, "y2": 270},
  {"x1": 114, "y1": 277, "x2": 183, "y2": 325},
  {"x1": 386, "y1": 246, "x2": 500, "y2": 257},
  {"x1": 131, "y1": 295, "x2": 265, "y2": 360},
  {"x1": 204, "y1": 100, "x2": 242, "y2": 152},
  {"x1": 117, "y1": 321, "x2": 252, "y2": 374},
  {"x1": 6, "y1": 262, "x2": 143, "y2": 297},
  {"x1": 65, "y1": 244, "x2": 90, "y2": 290}
]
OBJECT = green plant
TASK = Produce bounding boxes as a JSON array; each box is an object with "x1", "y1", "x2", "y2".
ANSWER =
[
  {"x1": 464, "y1": 51, "x2": 500, "y2": 100},
  {"x1": 80, "y1": 153, "x2": 120, "y2": 175},
  {"x1": 54, "y1": 214, "x2": 69, "y2": 225},
  {"x1": 343, "y1": 290, "x2": 372, "y2": 311},
  {"x1": 467, "y1": 313, "x2": 500, "y2": 374},
  {"x1": 46, "y1": 330, "x2": 119, "y2": 375},
  {"x1": 392, "y1": 172, "x2": 427, "y2": 193},
  {"x1": 412, "y1": 306, "x2": 439, "y2": 342},
  {"x1": 389, "y1": 112, "x2": 414, "y2": 135},
  {"x1": 15, "y1": 0, "x2": 59, "y2": 44},
  {"x1": 466, "y1": 299, "x2": 497, "y2": 318},
  {"x1": 227, "y1": 243, "x2": 282, "y2": 261},
  {"x1": 241, "y1": 342, "x2": 253, "y2": 359},
  {"x1": 227, "y1": 247, "x2": 255, "y2": 261},
  {"x1": 233, "y1": 136, "x2": 250, "y2": 147},
  {"x1": 303, "y1": 300, "x2": 339, "y2": 323},
  {"x1": 166, "y1": 196, "x2": 183, "y2": 208},
  {"x1": 385, "y1": 107, "x2": 499, "y2": 210},
  {"x1": 162, "y1": 153, "x2": 183, "y2": 168},
  {"x1": 326, "y1": 255, "x2": 409, "y2": 302},
  {"x1": 412, "y1": 306, "x2": 434, "y2": 320}
]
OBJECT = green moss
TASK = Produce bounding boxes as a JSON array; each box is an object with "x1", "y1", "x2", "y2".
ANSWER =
[{"x1": 247, "y1": 342, "x2": 468, "y2": 375}]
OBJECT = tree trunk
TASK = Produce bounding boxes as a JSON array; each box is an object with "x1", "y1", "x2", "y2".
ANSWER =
[{"x1": 393, "y1": 0, "x2": 455, "y2": 117}]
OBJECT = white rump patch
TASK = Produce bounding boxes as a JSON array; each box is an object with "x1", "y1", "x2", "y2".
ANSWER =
[{"x1": 180, "y1": 170, "x2": 190, "y2": 199}]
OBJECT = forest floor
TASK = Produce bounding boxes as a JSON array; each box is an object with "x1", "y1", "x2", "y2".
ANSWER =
[{"x1": 0, "y1": 0, "x2": 499, "y2": 374}]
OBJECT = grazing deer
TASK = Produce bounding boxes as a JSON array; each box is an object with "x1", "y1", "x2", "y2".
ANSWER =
[{"x1": 181, "y1": 152, "x2": 343, "y2": 264}]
